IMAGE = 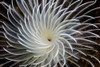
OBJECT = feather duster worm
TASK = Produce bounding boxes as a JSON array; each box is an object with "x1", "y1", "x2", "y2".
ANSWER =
[{"x1": 0, "y1": 0, "x2": 100, "y2": 67}]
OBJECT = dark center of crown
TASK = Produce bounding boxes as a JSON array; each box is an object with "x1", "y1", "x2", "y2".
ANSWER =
[{"x1": 47, "y1": 38, "x2": 52, "y2": 42}]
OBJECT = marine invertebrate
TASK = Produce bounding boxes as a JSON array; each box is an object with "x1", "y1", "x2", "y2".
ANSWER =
[{"x1": 0, "y1": 0, "x2": 100, "y2": 67}]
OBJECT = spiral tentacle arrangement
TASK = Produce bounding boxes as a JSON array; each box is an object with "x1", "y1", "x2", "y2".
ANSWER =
[{"x1": 0, "y1": 0, "x2": 100, "y2": 67}]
